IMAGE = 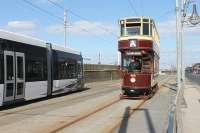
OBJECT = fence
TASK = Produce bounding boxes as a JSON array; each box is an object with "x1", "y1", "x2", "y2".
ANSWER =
[{"x1": 185, "y1": 72, "x2": 200, "y2": 85}]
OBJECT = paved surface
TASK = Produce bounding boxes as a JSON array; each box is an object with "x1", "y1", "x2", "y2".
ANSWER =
[
  {"x1": 0, "y1": 80, "x2": 121, "y2": 133},
  {"x1": 58, "y1": 100, "x2": 143, "y2": 133},
  {"x1": 0, "y1": 75, "x2": 176, "y2": 133},
  {"x1": 182, "y1": 78, "x2": 200, "y2": 133},
  {"x1": 115, "y1": 75, "x2": 176, "y2": 133}
]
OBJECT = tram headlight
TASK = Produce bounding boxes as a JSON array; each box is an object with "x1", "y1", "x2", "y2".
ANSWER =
[{"x1": 130, "y1": 77, "x2": 136, "y2": 83}]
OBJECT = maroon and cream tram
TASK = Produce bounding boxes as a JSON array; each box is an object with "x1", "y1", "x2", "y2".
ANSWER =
[{"x1": 118, "y1": 17, "x2": 160, "y2": 98}]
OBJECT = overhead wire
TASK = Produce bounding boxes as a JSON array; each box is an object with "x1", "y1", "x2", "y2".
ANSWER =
[
  {"x1": 21, "y1": 0, "x2": 114, "y2": 44},
  {"x1": 127, "y1": 0, "x2": 139, "y2": 16},
  {"x1": 46, "y1": 0, "x2": 118, "y2": 37},
  {"x1": 22, "y1": 0, "x2": 63, "y2": 22}
]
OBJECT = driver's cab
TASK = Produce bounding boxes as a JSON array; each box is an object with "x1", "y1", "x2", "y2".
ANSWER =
[
  {"x1": 123, "y1": 55, "x2": 142, "y2": 72},
  {"x1": 122, "y1": 51, "x2": 153, "y2": 73}
]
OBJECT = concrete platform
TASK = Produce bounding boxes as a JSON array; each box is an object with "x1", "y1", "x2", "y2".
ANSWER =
[{"x1": 183, "y1": 80, "x2": 200, "y2": 133}]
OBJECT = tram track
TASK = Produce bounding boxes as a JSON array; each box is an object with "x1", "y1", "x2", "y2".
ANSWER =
[
  {"x1": 0, "y1": 76, "x2": 171, "y2": 133},
  {"x1": 46, "y1": 96, "x2": 121, "y2": 133},
  {"x1": 104, "y1": 76, "x2": 173, "y2": 133},
  {"x1": 0, "y1": 82, "x2": 121, "y2": 118},
  {"x1": 0, "y1": 76, "x2": 168, "y2": 118},
  {"x1": 45, "y1": 76, "x2": 171, "y2": 133}
]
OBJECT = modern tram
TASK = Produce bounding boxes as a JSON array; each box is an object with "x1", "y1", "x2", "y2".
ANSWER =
[
  {"x1": 118, "y1": 17, "x2": 160, "y2": 98},
  {"x1": 0, "y1": 30, "x2": 84, "y2": 106}
]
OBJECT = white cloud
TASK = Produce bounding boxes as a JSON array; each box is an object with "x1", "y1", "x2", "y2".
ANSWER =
[
  {"x1": 1, "y1": 20, "x2": 38, "y2": 37},
  {"x1": 157, "y1": 20, "x2": 176, "y2": 37},
  {"x1": 7, "y1": 21, "x2": 36, "y2": 30},
  {"x1": 47, "y1": 24, "x2": 63, "y2": 34},
  {"x1": 157, "y1": 19, "x2": 200, "y2": 37},
  {"x1": 47, "y1": 20, "x2": 118, "y2": 36}
]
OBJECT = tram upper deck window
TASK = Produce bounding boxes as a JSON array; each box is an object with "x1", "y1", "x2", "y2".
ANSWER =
[
  {"x1": 126, "y1": 18, "x2": 140, "y2": 22},
  {"x1": 143, "y1": 23, "x2": 149, "y2": 36},
  {"x1": 126, "y1": 23, "x2": 141, "y2": 36},
  {"x1": 142, "y1": 18, "x2": 150, "y2": 36},
  {"x1": 120, "y1": 24, "x2": 125, "y2": 36}
]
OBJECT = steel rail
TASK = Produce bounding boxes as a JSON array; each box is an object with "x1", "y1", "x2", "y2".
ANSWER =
[
  {"x1": 47, "y1": 96, "x2": 121, "y2": 133},
  {"x1": 104, "y1": 76, "x2": 172, "y2": 133},
  {"x1": 46, "y1": 76, "x2": 170, "y2": 133},
  {"x1": 0, "y1": 85, "x2": 119, "y2": 117}
]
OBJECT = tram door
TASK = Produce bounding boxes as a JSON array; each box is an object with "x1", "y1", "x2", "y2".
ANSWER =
[{"x1": 4, "y1": 51, "x2": 25, "y2": 102}]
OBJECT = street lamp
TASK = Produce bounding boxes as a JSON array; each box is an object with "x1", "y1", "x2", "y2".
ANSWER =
[{"x1": 189, "y1": 4, "x2": 200, "y2": 25}]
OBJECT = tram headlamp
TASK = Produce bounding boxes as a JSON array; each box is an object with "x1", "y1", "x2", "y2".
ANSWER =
[
  {"x1": 130, "y1": 77, "x2": 136, "y2": 83},
  {"x1": 130, "y1": 40, "x2": 136, "y2": 47}
]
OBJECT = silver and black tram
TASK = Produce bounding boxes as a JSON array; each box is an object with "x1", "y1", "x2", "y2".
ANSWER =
[{"x1": 0, "y1": 30, "x2": 84, "y2": 106}]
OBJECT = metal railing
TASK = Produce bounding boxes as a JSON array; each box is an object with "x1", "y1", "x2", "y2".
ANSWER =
[{"x1": 167, "y1": 81, "x2": 184, "y2": 133}]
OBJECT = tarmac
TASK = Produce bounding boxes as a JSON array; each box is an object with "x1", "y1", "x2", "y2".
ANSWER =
[{"x1": 183, "y1": 79, "x2": 200, "y2": 133}]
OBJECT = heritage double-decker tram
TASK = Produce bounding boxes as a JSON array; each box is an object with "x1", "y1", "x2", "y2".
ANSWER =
[{"x1": 118, "y1": 17, "x2": 160, "y2": 98}]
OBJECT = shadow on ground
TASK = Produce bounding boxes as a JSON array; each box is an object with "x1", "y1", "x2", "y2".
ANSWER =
[{"x1": 118, "y1": 107, "x2": 156, "y2": 133}]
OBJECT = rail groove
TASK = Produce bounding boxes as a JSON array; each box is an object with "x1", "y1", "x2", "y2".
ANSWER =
[
  {"x1": 47, "y1": 77, "x2": 171, "y2": 133},
  {"x1": 0, "y1": 87, "x2": 119, "y2": 117},
  {"x1": 104, "y1": 77, "x2": 172, "y2": 133},
  {"x1": 46, "y1": 96, "x2": 121, "y2": 133}
]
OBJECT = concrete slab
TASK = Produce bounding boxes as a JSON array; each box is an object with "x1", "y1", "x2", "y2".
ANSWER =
[
  {"x1": 0, "y1": 86, "x2": 120, "y2": 133},
  {"x1": 58, "y1": 99, "x2": 143, "y2": 133},
  {"x1": 183, "y1": 81, "x2": 200, "y2": 133}
]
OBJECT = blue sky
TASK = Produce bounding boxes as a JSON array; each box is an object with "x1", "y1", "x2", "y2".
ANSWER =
[{"x1": 0, "y1": 0, "x2": 200, "y2": 69}]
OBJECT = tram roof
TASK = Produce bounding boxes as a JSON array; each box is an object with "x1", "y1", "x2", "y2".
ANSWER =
[
  {"x1": 0, "y1": 29, "x2": 80, "y2": 55},
  {"x1": 119, "y1": 16, "x2": 155, "y2": 22}
]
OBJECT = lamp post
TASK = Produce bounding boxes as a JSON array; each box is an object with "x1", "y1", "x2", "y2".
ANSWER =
[
  {"x1": 180, "y1": 0, "x2": 200, "y2": 85},
  {"x1": 174, "y1": 0, "x2": 200, "y2": 132}
]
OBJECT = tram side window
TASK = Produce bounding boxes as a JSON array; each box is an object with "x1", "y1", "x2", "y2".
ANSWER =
[
  {"x1": 77, "y1": 60, "x2": 83, "y2": 76},
  {"x1": 121, "y1": 24, "x2": 125, "y2": 36},
  {"x1": 150, "y1": 24, "x2": 152, "y2": 36},
  {"x1": 26, "y1": 56, "x2": 46, "y2": 82},
  {"x1": 0, "y1": 53, "x2": 3, "y2": 84},
  {"x1": 66, "y1": 59, "x2": 77, "y2": 79},
  {"x1": 57, "y1": 58, "x2": 77, "y2": 79},
  {"x1": 143, "y1": 23, "x2": 149, "y2": 36}
]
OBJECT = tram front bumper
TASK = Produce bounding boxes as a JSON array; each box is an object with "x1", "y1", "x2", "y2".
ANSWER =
[{"x1": 122, "y1": 87, "x2": 147, "y2": 96}]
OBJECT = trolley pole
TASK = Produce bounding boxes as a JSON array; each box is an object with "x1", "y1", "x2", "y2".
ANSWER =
[{"x1": 64, "y1": 9, "x2": 67, "y2": 48}]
